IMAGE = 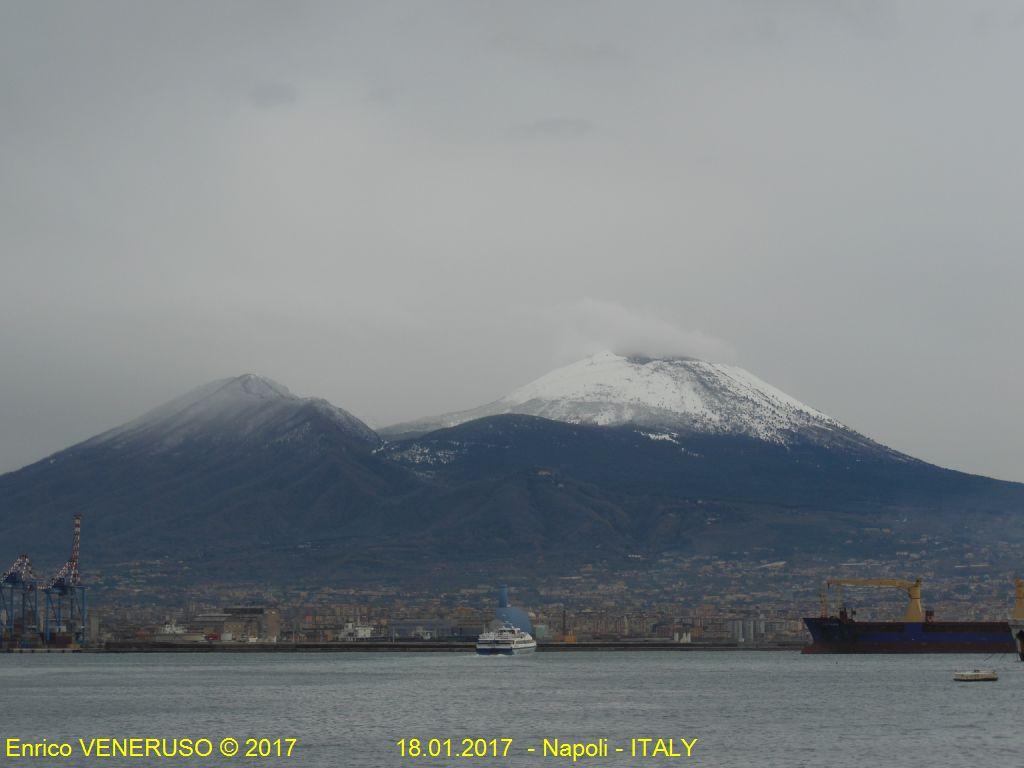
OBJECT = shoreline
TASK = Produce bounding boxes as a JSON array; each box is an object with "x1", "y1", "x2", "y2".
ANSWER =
[{"x1": 64, "y1": 641, "x2": 806, "y2": 653}]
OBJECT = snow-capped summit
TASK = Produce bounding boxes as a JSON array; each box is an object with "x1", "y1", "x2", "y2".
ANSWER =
[
  {"x1": 385, "y1": 351, "x2": 872, "y2": 448},
  {"x1": 228, "y1": 373, "x2": 294, "y2": 400},
  {"x1": 83, "y1": 373, "x2": 379, "y2": 450}
]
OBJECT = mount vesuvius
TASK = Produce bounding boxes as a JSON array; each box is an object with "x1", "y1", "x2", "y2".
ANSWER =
[{"x1": 1, "y1": 354, "x2": 1021, "y2": 585}]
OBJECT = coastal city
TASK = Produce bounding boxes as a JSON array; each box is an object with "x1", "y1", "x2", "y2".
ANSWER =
[
  {"x1": 8, "y1": 549, "x2": 1016, "y2": 650},
  {"x1": 4, "y1": 509, "x2": 1022, "y2": 652}
]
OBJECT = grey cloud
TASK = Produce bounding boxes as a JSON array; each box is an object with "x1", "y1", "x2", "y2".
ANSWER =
[
  {"x1": 491, "y1": 31, "x2": 631, "y2": 67},
  {"x1": 248, "y1": 81, "x2": 299, "y2": 108},
  {"x1": 1, "y1": 1, "x2": 1023, "y2": 482},
  {"x1": 527, "y1": 299, "x2": 737, "y2": 364},
  {"x1": 510, "y1": 117, "x2": 594, "y2": 140}
]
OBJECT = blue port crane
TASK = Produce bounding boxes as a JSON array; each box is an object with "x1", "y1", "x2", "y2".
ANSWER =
[
  {"x1": 1, "y1": 554, "x2": 40, "y2": 647},
  {"x1": 43, "y1": 515, "x2": 87, "y2": 646}
]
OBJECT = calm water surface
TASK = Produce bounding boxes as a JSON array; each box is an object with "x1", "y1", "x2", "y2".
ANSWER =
[{"x1": 1, "y1": 651, "x2": 1019, "y2": 767}]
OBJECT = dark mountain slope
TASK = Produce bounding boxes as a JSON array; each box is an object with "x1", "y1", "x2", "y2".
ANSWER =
[
  {"x1": 2, "y1": 375, "x2": 1022, "y2": 586},
  {"x1": 0, "y1": 375, "x2": 416, "y2": 567},
  {"x1": 381, "y1": 414, "x2": 1024, "y2": 559}
]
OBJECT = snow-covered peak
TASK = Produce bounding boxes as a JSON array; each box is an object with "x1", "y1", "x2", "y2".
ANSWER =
[
  {"x1": 228, "y1": 373, "x2": 295, "y2": 400},
  {"x1": 115, "y1": 374, "x2": 298, "y2": 427},
  {"x1": 385, "y1": 351, "x2": 863, "y2": 447},
  {"x1": 85, "y1": 374, "x2": 379, "y2": 449},
  {"x1": 501, "y1": 351, "x2": 834, "y2": 427}
]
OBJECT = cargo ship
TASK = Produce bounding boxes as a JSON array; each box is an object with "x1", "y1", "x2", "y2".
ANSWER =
[
  {"x1": 1010, "y1": 620, "x2": 1024, "y2": 660},
  {"x1": 802, "y1": 577, "x2": 1016, "y2": 654},
  {"x1": 1009, "y1": 579, "x2": 1024, "y2": 661}
]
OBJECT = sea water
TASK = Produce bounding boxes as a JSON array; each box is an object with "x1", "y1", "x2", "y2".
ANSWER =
[{"x1": 1, "y1": 651, "x2": 1018, "y2": 767}]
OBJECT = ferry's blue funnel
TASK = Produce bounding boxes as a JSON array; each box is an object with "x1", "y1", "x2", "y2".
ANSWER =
[{"x1": 494, "y1": 585, "x2": 533, "y2": 635}]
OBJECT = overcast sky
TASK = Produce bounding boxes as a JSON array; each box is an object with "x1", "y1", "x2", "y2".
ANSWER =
[{"x1": 2, "y1": 1, "x2": 1023, "y2": 480}]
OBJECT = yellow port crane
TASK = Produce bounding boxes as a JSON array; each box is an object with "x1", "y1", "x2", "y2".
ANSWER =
[
  {"x1": 820, "y1": 577, "x2": 925, "y2": 622},
  {"x1": 1013, "y1": 578, "x2": 1024, "y2": 621}
]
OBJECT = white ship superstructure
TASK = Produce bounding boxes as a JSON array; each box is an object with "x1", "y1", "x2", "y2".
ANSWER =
[{"x1": 476, "y1": 623, "x2": 537, "y2": 655}]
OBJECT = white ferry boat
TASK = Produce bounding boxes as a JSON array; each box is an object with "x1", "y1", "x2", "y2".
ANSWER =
[{"x1": 475, "y1": 623, "x2": 537, "y2": 655}]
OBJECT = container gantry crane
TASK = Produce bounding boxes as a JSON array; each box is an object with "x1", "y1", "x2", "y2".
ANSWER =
[
  {"x1": 1, "y1": 554, "x2": 40, "y2": 647},
  {"x1": 43, "y1": 515, "x2": 87, "y2": 646}
]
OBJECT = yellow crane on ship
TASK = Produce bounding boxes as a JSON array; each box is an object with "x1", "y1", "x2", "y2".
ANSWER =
[{"x1": 819, "y1": 577, "x2": 925, "y2": 622}]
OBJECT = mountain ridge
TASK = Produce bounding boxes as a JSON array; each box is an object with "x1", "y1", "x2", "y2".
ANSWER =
[
  {"x1": 1, "y1": 360, "x2": 1021, "y2": 586},
  {"x1": 80, "y1": 373, "x2": 380, "y2": 453}
]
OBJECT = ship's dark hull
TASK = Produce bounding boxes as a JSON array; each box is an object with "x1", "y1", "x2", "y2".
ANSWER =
[
  {"x1": 1010, "y1": 621, "x2": 1024, "y2": 661},
  {"x1": 803, "y1": 617, "x2": 1014, "y2": 654}
]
